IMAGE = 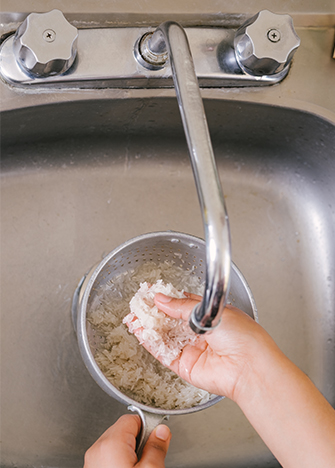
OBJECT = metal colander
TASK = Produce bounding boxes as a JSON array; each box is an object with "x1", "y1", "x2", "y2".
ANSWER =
[{"x1": 72, "y1": 231, "x2": 257, "y2": 454}]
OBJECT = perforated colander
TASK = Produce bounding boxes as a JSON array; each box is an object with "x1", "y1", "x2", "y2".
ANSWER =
[{"x1": 72, "y1": 231, "x2": 257, "y2": 455}]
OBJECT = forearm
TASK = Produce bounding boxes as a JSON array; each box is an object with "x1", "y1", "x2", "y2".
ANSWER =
[
  {"x1": 151, "y1": 295, "x2": 335, "y2": 465},
  {"x1": 236, "y1": 342, "x2": 335, "y2": 467}
]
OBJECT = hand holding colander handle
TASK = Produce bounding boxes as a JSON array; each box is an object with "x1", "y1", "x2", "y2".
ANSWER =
[
  {"x1": 141, "y1": 22, "x2": 232, "y2": 333},
  {"x1": 128, "y1": 405, "x2": 168, "y2": 458}
]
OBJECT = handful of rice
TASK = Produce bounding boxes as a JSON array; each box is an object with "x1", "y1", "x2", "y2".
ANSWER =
[
  {"x1": 87, "y1": 261, "x2": 211, "y2": 410},
  {"x1": 124, "y1": 280, "x2": 200, "y2": 366}
]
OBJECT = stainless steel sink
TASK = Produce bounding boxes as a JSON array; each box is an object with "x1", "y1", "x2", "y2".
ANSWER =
[
  {"x1": 1, "y1": 9, "x2": 335, "y2": 468},
  {"x1": 1, "y1": 97, "x2": 335, "y2": 467}
]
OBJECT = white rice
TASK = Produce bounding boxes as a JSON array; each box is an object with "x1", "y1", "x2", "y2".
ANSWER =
[
  {"x1": 87, "y1": 261, "x2": 211, "y2": 410},
  {"x1": 124, "y1": 280, "x2": 201, "y2": 366}
]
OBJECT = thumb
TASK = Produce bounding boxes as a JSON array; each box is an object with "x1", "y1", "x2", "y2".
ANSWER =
[
  {"x1": 138, "y1": 425, "x2": 171, "y2": 467},
  {"x1": 154, "y1": 293, "x2": 201, "y2": 321}
]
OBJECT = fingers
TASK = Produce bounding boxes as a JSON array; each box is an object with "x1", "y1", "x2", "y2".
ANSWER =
[
  {"x1": 138, "y1": 424, "x2": 171, "y2": 468},
  {"x1": 154, "y1": 293, "x2": 201, "y2": 321},
  {"x1": 184, "y1": 291, "x2": 203, "y2": 301},
  {"x1": 84, "y1": 415, "x2": 141, "y2": 468},
  {"x1": 84, "y1": 416, "x2": 171, "y2": 468}
]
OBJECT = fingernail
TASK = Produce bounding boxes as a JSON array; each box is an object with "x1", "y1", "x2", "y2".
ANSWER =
[
  {"x1": 156, "y1": 293, "x2": 172, "y2": 303},
  {"x1": 155, "y1": 424, "x2": 170, "y2": 441}
]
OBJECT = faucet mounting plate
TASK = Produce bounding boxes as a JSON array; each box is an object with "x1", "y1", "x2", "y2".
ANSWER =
[{"x1": 0, "y1": 27, "x2": 289, "y2": 89}]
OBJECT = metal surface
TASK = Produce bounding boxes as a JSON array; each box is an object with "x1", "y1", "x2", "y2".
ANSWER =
[
  {"x1": 0, "y1": 25, "x2": 294, "y2": 89},
  {"x1": 234, "y1": 10, "x2": 300, "y2": 76},
  {"x1": 128, "y1": 406, "x2": 168, "y2": 458},
  {"x1": 12, "y1": 9, "x2": 78, "y2": 77},
  {"x1": 136, "y1": 21, "x2": 231, "y2": 332},
  {"x1": 1, "y1": 0, "x2": 334, "y2": 20},
  {"x1": 1, "y1": 96, "x2": 335, "y2": 468},
  {"x1": 1, "y1": 6, "x2": 335, "y2": 468},
  {"x1": 135, "y1": 32, "x2": 169, "y2": 70}
]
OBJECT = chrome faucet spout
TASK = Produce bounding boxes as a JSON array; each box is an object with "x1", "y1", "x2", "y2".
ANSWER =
[{"x1": 144, "y1": 21, "x2": 231, "y2": 333}]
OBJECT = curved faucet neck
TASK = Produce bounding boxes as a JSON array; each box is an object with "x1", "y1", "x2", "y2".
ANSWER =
[{"x1": 148, "y1": 21, "x2": 231, "y2": 333}]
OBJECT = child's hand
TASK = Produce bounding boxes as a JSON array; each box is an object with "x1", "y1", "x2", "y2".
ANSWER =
[{"x1": 84, "y1": 414, "x2": 171, "y2": 468}]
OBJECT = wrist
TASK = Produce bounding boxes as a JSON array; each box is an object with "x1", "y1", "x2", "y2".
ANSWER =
[{"x1": 231, "y1": 326, "x2": 287, "y2": 407}]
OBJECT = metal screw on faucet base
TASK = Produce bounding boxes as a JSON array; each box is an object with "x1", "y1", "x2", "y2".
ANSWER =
[
  {"x1": 267, "y1": 29, "x2": 281, "y2": 43},
  {"x1": 43, "y1": 29, "x2": 56, "y2": 42}
]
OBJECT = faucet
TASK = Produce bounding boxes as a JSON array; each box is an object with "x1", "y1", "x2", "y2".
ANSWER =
[
  {"x1": 136, "y1": 21, "x2": 231, "y2": 334},
  {"x1": 1, "y1": 11, "x2": 300, "y2": 332},
  {"x1": 0, "y1": 10, "x2": 300, "y2": 89}
]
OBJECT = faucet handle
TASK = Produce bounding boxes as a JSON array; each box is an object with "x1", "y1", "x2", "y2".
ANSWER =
[
  {"x1": 234, "y1": 10, "x2": 300, "y2": 76},
  {"x1": 13, "y1": 9, "x2": 78, "y2": 77}
]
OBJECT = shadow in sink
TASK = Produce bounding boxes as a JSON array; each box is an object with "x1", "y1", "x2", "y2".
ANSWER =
[{"x1": 1, "y1": 98, "x2": 335, "y2": 467}]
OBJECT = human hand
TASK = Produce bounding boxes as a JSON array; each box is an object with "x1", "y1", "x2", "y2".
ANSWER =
[
  {"x1": 125, "y1": 293, "x2": 335, "y2": 468},
  {"x1": 84, "y1": 414, "x2": 171, "y2": 468},
  {"x1": 130, "y1": 292, "x2": 279, "y2": 403}
]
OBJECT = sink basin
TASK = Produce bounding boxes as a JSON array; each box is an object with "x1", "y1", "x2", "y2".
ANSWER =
[{"x1": 1, "y1": 97, "x2": 335, "y2": 467}]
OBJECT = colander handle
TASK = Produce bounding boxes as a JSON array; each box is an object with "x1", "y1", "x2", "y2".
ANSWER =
[{"x1": 128, "y1": 405, "x2": 169, "y2": 458}]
